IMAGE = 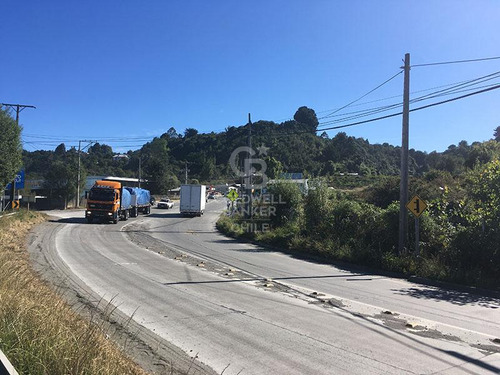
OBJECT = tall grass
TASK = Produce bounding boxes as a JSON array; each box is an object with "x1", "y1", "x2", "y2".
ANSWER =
[{"x1": 0, "y1": 210, "x2": 149, "y2": 375}]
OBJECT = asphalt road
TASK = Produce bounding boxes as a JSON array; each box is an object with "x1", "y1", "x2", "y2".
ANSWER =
[{"x1": 31, "y1": 200, "x2": 500, "y2": 375}]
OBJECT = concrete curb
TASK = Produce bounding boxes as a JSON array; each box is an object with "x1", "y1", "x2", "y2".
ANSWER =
[{"x1": 0, "y1": 349, "x2": 19, "y2": 375}]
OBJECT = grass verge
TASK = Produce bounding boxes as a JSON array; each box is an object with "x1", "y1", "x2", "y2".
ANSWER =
[
  {"x1": 216, "y1": 214, "x2": 499, "y2": 291},
  {"x1": 0, "y1": 210, "x2": 149, "y2": 375}
]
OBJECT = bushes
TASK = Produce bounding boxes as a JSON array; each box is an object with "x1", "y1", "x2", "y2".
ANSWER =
[
  {"x1": 267, "y1": 181, "x2": 303, "y2": 228},
  {"x1": 218, "y1": 164, "x2": 500, "y2": 289}
]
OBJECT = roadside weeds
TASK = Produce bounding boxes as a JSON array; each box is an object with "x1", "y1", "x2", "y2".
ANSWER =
[{"x1": 0, "y1": 210, "x2": 150, "y2": 375}]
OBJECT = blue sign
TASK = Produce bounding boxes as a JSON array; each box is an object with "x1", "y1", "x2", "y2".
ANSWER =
[
  {"x1": 280, "y1": 172, "x2": 303, "y2": 180},
  {"x1": 6, "y1": 170, "x2": 25, "y2": 190}
]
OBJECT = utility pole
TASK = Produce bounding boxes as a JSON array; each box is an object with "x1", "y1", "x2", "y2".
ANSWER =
[
  {"x1": 138, "y1": 157, "x2": 142, "y2": 188},
  {"x1": 398, "y1": 53, "x2": 411, "y2": 254},
  {"x1": 1, "y1": 103, "x2": 36, "y2": 210},
  {"x1": 184, "y1": 161, "x2": 189, "y2": 184},
  {"x1": 76, "y1": 140, "x2": 95, "y2": 208},
  {"x1": 246, "y1": 113, "x2": 252, "y2": 218}
]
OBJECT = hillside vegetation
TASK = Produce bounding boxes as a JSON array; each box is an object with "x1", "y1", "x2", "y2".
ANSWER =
[
  {"x1": 22, "y1": 107, "x2": 500, "y2": 197},
  {"x1": 218, "y1": 157, "x2": 500, "y2": 289}
]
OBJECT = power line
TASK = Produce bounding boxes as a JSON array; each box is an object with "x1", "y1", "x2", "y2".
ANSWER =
[
  {"x1": 318, "y1": 70, "x2": 500, "y2": 126},
  {"x1": 316, "y1": 83, "x2": 500, "y2": 133},
  {"x1": 411, "y1": 56, "x2": 500, "y2": 68},
  {"x1": 319, "y1": 71, "x2": 403, "y2": 119}
]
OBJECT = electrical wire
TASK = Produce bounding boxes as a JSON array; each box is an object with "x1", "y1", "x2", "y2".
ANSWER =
[
  {"x1": 319, "y1": 71, "x2": 403, "y2": 119},
  {"x1": 316, "y1": 83, "x2": 500, "y2": 133},
  {"x1": 319, "y1": 70, "x2": 500, "y2": 124},
  {"x1": 411, "y1": 56, "x2": 500, "y2": 68},
  {"x1": 317, "y1": 71, "x2": 500, "y2": 126}
]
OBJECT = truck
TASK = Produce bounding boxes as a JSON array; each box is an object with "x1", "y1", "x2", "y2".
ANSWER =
[
  {"x1": 85, "y1": 180, "x2": 150, "y2": 223},
  {"x1": 180, "y1": 184, "x2": 206, "y2": 216},
  {"x1": 125, "y1": 187, "x2": 151, "y2": 217}
]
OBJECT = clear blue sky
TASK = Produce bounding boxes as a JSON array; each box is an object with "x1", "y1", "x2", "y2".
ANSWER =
[{"x1": 1, "y1": 1, "x2": 499, "y2": 153}]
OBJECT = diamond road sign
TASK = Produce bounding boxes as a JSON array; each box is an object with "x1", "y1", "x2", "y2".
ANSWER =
[
  {"x1": 227, "y1": 190, "x2": 239, "y2": 201},
  {"x1": 406, "y1": 195, "x2": 428, "y2": 218}
]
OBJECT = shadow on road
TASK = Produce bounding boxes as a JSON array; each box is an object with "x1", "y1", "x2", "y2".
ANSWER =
[
  {"x1": 126, "y1": 230, "x2": 216, "y2": 234},
  {"x1": 49, "y1": 217, "x2": 88, "y2": 224},
  {"x1": 147, "y1": 212, "x2": 185, "y2": 218},
  {"x1": 162, "y1": 273, "x2": 378, "y2": 286},
  {"x1": 393, "y1": 287, "x2": 500, "y2": 308}
]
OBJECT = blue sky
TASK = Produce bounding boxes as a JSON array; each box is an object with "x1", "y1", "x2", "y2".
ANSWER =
[{"x1": 1, "y1": 1, "x2": 499, "y2": 153}]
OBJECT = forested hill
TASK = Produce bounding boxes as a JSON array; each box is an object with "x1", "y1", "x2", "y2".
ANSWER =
[{"x1": 22, "y1": 106, "x2": 500, "y2": 194}]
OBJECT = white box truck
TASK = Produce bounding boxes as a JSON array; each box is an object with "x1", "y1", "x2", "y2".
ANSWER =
[{"x1": 180, "y1": 184, "x2": 206, "y2": 216}]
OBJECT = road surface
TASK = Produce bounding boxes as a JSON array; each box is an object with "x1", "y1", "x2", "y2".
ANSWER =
[{"x1": 30, "y1": 199, "x2": 500, "y2": 374}]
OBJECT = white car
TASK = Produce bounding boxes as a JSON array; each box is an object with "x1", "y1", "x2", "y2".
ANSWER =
[{"x1": 157, "y1": 198, "x2": 174, "y2": 209}]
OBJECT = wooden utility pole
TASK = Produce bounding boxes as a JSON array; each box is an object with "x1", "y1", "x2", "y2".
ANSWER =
[
  {"x1": 398, "y1": 53, "x2": 411, "y2": 254},
  {"x1": 246, "y1": 113, "x2": 252, "y2": 218},
  {"x1": 1, "y1": 103, "x2": 35, "y2": 210},
  {"x1": 138, "y1": 157, "x2": 142, "y2": 188},
  {"x1": 76, "y1": 140, "x2": 95, "y2": 208}
]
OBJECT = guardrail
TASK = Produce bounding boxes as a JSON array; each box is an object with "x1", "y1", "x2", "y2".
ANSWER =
[{"x1": 0, "y1": 349, "x2": 18, "y2": 375}]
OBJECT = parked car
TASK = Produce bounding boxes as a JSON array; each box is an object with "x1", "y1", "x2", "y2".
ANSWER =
[{"x1": 157, "y1": 198, "x2": 174, "y2": 209}]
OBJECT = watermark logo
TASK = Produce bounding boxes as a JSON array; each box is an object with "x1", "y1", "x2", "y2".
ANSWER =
[
  {"x1": 227, "y1": 144, "x2": 288, "y2": 234},
  {"x1": 228, "y1": 145, "x2": 269, "y2": 188}
]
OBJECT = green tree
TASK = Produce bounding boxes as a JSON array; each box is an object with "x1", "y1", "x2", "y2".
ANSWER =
[
  {"x1": 293, "y1": 106, "x2": 319, "y2": 132},
  {"x1": 264, "y1": 156, "x2": 283, "y2": 179},
  {"x1": 494, "y1": 126, "x2": 500, "y2": 142},
  {"x1": 141, "y1": 137, "x2": 171, "y2": 194},
  {"x1": 0, "y1": 107, "x2": 22, "y2": 189},
  {"x1": 465, "y1": 140, "x2": 500, "y2": 169},
  {"x1": 44, "y1": 159, "x2": 80, "y2": 206},
  {"x1": 267, "y1": 181, "x2": 303, "y2": 227},
  {"x1": 184, "y1": 128, "x2": 199, "y2": 138}
]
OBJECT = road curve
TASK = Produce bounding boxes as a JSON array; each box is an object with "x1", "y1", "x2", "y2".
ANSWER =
[{"x1": 30, "y1": 201, "x2": 500, "y2": 375}]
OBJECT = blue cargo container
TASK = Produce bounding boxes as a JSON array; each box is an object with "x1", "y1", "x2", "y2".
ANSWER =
[
  {"x1": 121, "y1": 187, "x2": 133, "y2": 210},
  {"x1": 125, "y1": 187, "x2": 151, "y2": 216}
]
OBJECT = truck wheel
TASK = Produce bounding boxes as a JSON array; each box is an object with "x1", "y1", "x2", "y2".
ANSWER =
[
  {"x1": 113, "y1": 217, "x2": 118, "y2": 224},
  {"x1": 146, "y1": 206, "x2": 150, "y2": 214},
  {"x1": 123, "y1": 210, "x2": 129, "y2": 221}
]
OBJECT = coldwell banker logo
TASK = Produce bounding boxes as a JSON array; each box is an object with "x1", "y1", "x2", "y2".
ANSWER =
[
  {"x1": 228, "y1": 144, "x2": 269, "y2": 187},
  {"x1": 227, "y1": 144, "x2": 283, "y2": 233}
]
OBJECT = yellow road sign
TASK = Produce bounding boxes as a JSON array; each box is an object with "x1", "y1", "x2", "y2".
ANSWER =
[
  {"x1": 227, "y1": 190, "x2": 239, "y2": 201},
  {"x1": 12, "y1": 200, "x2": 20, "y2": 210},
  {"x1": 406, "y1": 195, "x2": 427, "y2": 217}
]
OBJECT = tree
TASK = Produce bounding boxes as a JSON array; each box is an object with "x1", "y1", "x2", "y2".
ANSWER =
[
  {"x1": 165, "y1": 127, "x2": 179, "y2": 138},
  {"x1": 263, "y1": 156, "x2": 283, "y2": 179},
  {"x1": 267, "y1": 181, "x2": 303, "y2": 227},
  {"x1": 293, "y1": 106, "x2": 319, "y2": 132},
  {"x1": 184, "y1": 128, "x2": 199, "y2": 138},
  {"x1": 0, "y1": 107, "x2": 22, "y2": 189},
  {"x1": 141, "y1": 137, "x2": 171, "y2": 194},
  {"x1": 494, "y1": 126, "x2": 500, "y2": 142},
  {"x1": 44, "y1": 159, "x2": 81, "y2": 206},
  {"x1": 55, "y1": 143, "x2": 66, "y2": 156}
]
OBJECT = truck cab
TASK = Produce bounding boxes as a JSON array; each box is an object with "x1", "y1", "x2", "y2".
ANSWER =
[{"x1": 86, "y1": 180, "x2": 130, "y2": 223}]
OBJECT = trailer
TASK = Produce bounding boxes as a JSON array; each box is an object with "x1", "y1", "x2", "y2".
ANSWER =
[
  {"x1": 125, "y1": 187, "x2": 151, "y2": 217},
  {"x1": 180, "y1": 184, "x2": 206, "y2": 216}
]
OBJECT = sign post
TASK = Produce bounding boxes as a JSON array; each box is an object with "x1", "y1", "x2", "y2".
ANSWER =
[
  {"x1": 227, "y1": 190, "x2": 239, "y2": 214},
  {"x1": 406, "y1": 195, "x2": 428, "y2": 256}
]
